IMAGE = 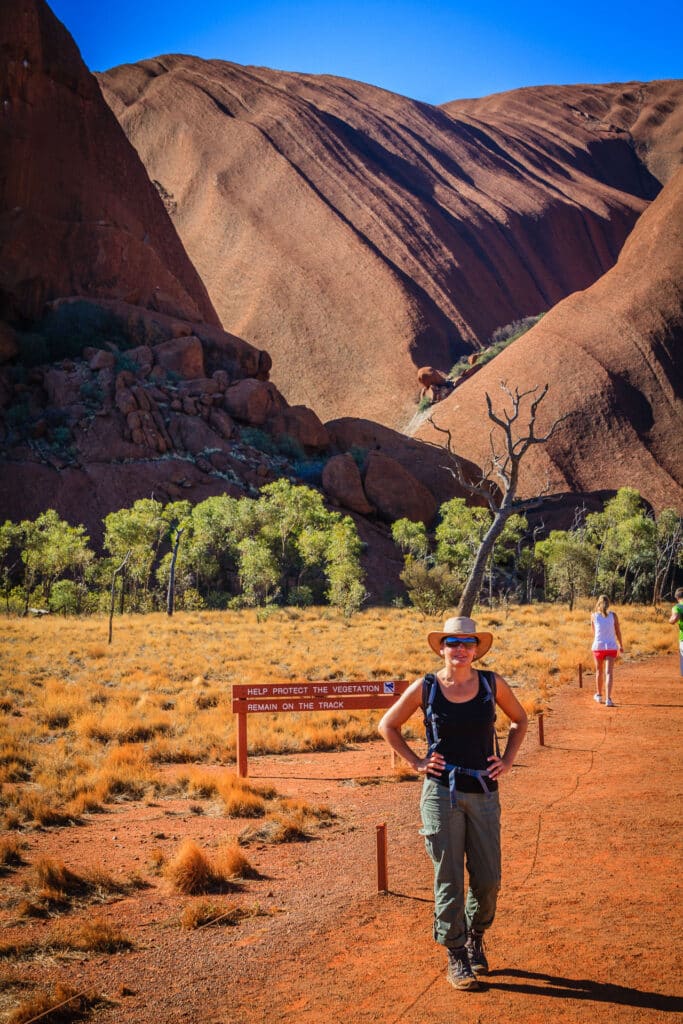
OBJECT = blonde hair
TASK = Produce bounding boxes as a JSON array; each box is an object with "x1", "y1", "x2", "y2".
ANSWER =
[{"x1": 594, "y1": 595, "x2": 610, "y2": 616}]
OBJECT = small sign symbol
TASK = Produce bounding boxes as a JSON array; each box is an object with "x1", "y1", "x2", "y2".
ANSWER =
[{"x1": 383, "y1": 682, "x2": 395, "y2": 694}]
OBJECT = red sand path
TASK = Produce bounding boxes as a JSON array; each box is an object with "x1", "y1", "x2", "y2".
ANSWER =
[{"x1": 5, "y1": 655, "x2": 681, "y2": 1024}]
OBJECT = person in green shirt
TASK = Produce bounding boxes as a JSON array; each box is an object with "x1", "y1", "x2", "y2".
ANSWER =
[{"x1": 669, "y1": 588, "x2": 683, "y2": 676}]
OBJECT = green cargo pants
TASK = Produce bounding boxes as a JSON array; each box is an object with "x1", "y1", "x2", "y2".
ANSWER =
[{"x1": 419, "y1": 776, "x2": 501, "y2": 948}]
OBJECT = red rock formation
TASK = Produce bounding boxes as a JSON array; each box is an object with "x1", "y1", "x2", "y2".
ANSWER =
[
  {"x1": 100, "y1": 58, "x2": 680, "y2": 427},
  {"x1": 0, "y1": 0, "x2": 219, "y2": 327},
  {"x1": 415, "y1": 167, "x2": 683, "y2": 514},
  {"x1": 363, "y1": 452, "x2": 437, "y2": 525},
  {"x1": 325, "y1": 418, "x2": 490, "y2": 510},
  {"x1": 322, "y1": 454, "x2": 374, "y2": 516}
]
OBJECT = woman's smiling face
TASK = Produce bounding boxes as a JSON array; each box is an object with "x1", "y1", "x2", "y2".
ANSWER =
[{"x1": 440, "y1": 636, "x2": 479, "y2": 666}]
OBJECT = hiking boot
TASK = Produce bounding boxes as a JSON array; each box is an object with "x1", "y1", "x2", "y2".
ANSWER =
[
  {"x1": 605, "y1": 697, "x2": 615, "y2": 707},
  {"x1": 593, "y1": 693, "x2": 602, "y2": 703},
  {"x1": 466, "y1": 929, "x2": 489, "y2": 974},
  {"x1": 446, "y1": 946, "x2": 479, "y2": 990}
]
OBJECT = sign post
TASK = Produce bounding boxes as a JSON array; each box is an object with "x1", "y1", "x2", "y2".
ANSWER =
[{"x1": 232, "y1": 680, "x2": 409, "y2": 777}]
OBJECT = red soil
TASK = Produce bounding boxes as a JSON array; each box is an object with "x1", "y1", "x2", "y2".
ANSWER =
[{"x1": 2, "y1": 654, "x2": 681, "y2": 1023}]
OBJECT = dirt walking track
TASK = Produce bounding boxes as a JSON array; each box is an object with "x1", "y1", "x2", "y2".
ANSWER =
[{"x1": 12, "y1": 656, "x2": 682, "y2": 1024}]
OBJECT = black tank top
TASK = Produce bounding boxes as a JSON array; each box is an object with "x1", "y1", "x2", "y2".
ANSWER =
[{"x1": 425, "y1": 671, "x2": 498, "y2": 794}]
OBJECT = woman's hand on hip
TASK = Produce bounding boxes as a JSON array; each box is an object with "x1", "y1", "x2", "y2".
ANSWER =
[
  {"x1": 487, "y1": 754, "x2": 512, "y2": 780},
  {"x1": 416, "y1": 751, "x2": 446, "y2": 777}
]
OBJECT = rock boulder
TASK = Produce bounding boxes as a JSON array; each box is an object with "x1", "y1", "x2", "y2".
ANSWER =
[
  {"x1": 322, "y1": 454, "x2": 374, "y2": 515},
  {"x1": 363, "y1": 451, "x2": 437, "y2": 524}
]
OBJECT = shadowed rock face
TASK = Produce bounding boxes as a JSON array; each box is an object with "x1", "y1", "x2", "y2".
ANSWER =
[
  {"x1": 415, "y1": 167, "x2": 683, "y2": 515},
  {"x1": 0, "y1": 0, "x2": 219, "y2": 327},
  {"x1": 99, "y1": 58, "x2": 680, "y2": 427}
]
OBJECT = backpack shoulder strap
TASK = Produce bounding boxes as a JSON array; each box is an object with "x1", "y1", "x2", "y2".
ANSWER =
[
  {"x1": 422, "y1": 672, "x2": 440, "y2": 751},
  {"x1": 421, "y1": 672, "x2": 438, "y2": 714},
  {"x1": 479, "y1": 668, "x2": 496, "y2": 703},
  {"x1": 479, "y1": 669, "x2": 501, "y2": 758}
]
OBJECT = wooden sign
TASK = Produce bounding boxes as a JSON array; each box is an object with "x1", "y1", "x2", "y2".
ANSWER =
[{"x1": 232, "y1": 679, "x2": 409, "y2": 776}]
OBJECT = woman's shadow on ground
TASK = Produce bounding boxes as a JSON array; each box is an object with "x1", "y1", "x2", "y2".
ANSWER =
[{"x1": 483, "y1": 968, "x2": 682, "y2": 1012}]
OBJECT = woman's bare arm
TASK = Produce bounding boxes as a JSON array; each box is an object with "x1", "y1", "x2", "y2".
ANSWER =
[
  {"x1": 488, "y1": 675, "x2": 528, "y2": 780},
  {"x1": 613, "y1": 613, "x2": 624, "y2": 650},
  {"x1": 378, "y1": 679, "x2": 446, "y2": 777}
]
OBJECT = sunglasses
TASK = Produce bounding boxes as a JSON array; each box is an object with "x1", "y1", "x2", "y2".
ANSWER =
[{"x1": 443, "y1": 636, "x2": 478, "y2": 647}]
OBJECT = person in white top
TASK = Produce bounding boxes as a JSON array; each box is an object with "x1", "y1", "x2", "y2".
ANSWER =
[{"x1": 590, "y1": 595, "x2": 624, "y2": 706}]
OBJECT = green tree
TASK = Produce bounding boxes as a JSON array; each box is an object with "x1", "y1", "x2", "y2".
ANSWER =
[
  {"x1": 20, "y1": 510, "x2": 93, "y2": 612},
  {"x1": 391, "y1": 519, "x2": 429, "y2": 561},
  {"x1": 535, "y1": 530, "x2": 596, "y2": 609},
  {"x1": 586, "y1": 488, "x2": 657, "y2": 602},
  {"x1": 104, "y1": 499, "x2": 168, "y2": 610},
  {"x1": 237, "y1": 536, "x2": 281, "y2": 606},
  {"x1": 0, "y1": 520, "x2": 23, "y2": 613},
  {"x1": 399, "y1": 558, "x2": 461, "y2": 616},
  {"x1": 324, "y1": 517, "x2": 367, "y2": 616},
  {"x1": 435, "y1": 499, "x2": 492, "y2": 582}
]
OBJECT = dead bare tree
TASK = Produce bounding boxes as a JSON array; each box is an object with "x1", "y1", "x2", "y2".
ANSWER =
[
  {"x1": 429, "y1": 381, "x2": 569, "y2": 616},
  {"x1": 166, "y1": 527, "x2": 184, "y2": 617},
  {"x1": 109, "y1": 550, "x2": 131, "y2": 644}
]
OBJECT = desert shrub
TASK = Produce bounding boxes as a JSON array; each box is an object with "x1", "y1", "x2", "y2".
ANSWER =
[
  {"x1": 50, "y1": 918, "x2": 133, "y2": 954},
  {"x1": 449, "y1": 314, "x2": 545, "y2": 378},
  {"x1": 292, "y1": 459, "x2": 326, "y2": 484},
  {"x1": 399, "y1": 558, "x2": 461, "y2": 616},
  {"x1": 276, "y1": 433, "x2": 306, "y2": 461},
  {"x1": 38, "y1": 301, "x2": 129, "y2": 363},
  {"x1": 6, "y1": 984, "x2": 97, "y2": 1023},
  {"x1": 180, "y1": 900, "x2": 258, "y2": 930},
  {"x1": 165, "y1": 839, "x2": 236, "y2": 895},
  {"x1": 288, "y1": 584, "x2": 314, "y2": 607},
  {"x1": 0, "y1": 836, "x2": 26, "y2": 869},
  {"x1": 240, "y1": 427, "x2": 276, "y2": 453},
  {"x1": 49, "y1": 580, "x2": 82, "y2": 616},
  {"x1": 215, "y1": 843, "x2": 261, "y2": 880}
]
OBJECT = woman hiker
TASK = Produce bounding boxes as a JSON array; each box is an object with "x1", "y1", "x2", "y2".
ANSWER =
[
  {"x1": 379, "y1": 615, "x2": 528, "y2": 991},
  {"x1": 590, "y1": 595, "x2": 624, "y2": 706}
]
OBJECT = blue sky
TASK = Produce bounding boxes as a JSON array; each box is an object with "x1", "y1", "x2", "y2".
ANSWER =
[{"x1": 50, "y1": 0, "x2": 683, "y2": 104}]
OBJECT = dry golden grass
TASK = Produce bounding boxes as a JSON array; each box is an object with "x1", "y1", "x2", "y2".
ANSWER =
[
  {"x1": 49, "y1": 918, "x2": 133, "y2": 954},
  {"x1": 6, "y1": 984, "x2": 99, "y2": 1024},
  {"x1": 0, "y1": 835, "x2": 26, "y2": 868},
  {"x1": 29, "y1": 857, "x2": 144, "y2": 910},
  {"x1": 165, "y1": 839, "x2": 248, "y2": 895},
  {"x1": 216, "y1": 843, "x2": 261, "y2": 880},
  {"x1": 0, "y1": 603, "x2": 675, "y2": 827},
  {"x1": 179, "y1": 899, "x2": 263, "y2": 930}
]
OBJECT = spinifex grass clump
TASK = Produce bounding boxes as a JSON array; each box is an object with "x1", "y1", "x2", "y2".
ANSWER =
[
  {"x1": 165, "y1": 840, "x2": 243, "y2": 895},
  {"x1": 239, "y1": 797, "x2": 335, "y2": 845},
  {"x1": 180, "y1": 900, "x2": 263, "y2": 930},
  {"x1": 6, "y1": 984, "x2": 100, "y2": 1024},
  {"x1": 0, "y1": 836, "x2": 26, "y2": 869},
  {"x1": 49, "y1": 918, "x2": 134, "y2": 954},
  {"x1": 31, "y1": 857, "x2": 143, "y2": 910}
]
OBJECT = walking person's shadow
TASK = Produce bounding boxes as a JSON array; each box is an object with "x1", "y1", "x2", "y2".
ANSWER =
[{"x1": 483, "y1": 968, "x2": 682, "y2": 1012}]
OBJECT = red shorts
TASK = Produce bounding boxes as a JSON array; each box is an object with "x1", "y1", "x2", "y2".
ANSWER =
[{"x1": 593, "y1": 649, "x2": 618, "y2": 661}]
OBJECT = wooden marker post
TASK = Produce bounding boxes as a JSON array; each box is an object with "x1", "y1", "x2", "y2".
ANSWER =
[
  {"x1": 538, "y1": 713, "x2": 545, "y2": 746},
  {"x1": 376, "y1": 823, "x2": 388, "y2": 893},
  {"x1": 578, "y1": 663, "x2": 583, "y2": 689},
  {"x1": 236, "y1": 707, "x2": 248, "y2": 778}
]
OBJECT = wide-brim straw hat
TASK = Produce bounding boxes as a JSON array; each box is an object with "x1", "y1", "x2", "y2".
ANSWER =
[{"x1": 427, "y1": 615, "x2": 493, "y2": 660}]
